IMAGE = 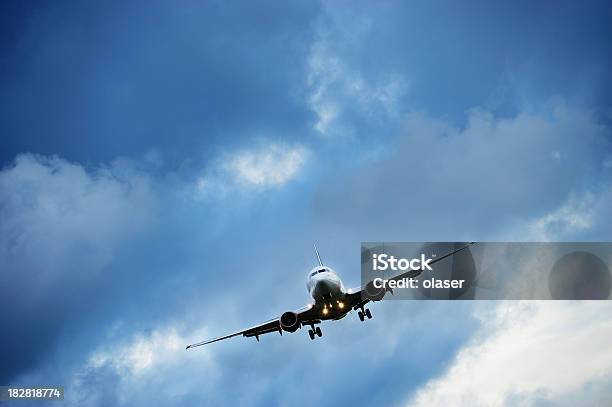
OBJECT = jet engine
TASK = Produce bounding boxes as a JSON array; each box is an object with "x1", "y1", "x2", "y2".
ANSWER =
[
  {"x1": 364, "y1": 280, "x2": 386, "y2": 301},
  {"x1": 279, "y1": 311, "x2": 300, "y2": 332}
]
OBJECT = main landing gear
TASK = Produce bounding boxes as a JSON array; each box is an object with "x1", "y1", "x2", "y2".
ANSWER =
[
  {"x1": 308, "y1": 325, "x2": 322, "y2": 340},
  {"x1": 358, "y1": 307, "x2": 372, "y2": 322}
]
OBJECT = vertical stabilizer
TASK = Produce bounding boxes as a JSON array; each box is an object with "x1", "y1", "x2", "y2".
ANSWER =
[{"x1": 314, "y1": 244, "x2": 323, "y2": 267}]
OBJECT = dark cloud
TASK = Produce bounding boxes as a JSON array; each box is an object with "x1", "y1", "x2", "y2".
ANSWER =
[
  {"x1": 314, "y1": 103, "x2": 611, "y2": 240},
  {"x1": 0, "y1": 154, "x2": 157, "y2": 382}
]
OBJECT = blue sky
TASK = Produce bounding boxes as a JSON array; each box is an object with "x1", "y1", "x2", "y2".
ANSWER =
[{"x1": 1, "y1": 1, "x2": 612, "y2": 406}]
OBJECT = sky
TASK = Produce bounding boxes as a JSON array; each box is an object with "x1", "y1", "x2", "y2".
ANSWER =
[{"x1": 1, "y1": 1, "x2": 612, "y2": 406}]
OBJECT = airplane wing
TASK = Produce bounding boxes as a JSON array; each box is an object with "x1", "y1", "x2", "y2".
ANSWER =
[
  {"x1": 185, "y1": 304, "x2": 320, "y2": 349},
  {"x1": 344, "y1": 242, "x2": 475, "y2": 309}
]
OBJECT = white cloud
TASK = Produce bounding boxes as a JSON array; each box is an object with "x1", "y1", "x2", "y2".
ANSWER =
[
  {"x1": 195, "y1": 143, "x2": 309, "y2": 199},
  {"x1": 70, "y1": 324, "x2": 217, "y2": 406},
  {"x1": 508, "y1": 180, "x2": 612, "y2": 241},
  {"x1": 522, "y1": 193, "x2": 595, "y2": 240},
  {"x1": 0, "y1": 153, "x2": 156, "y2": 282},
  {"x1": 407, "y1": 301, "x2": 612, "y2": 407},
  {"x1": 224, "y1": 143, "x2": 308, "y2": 187},
  {"x1": 306, "y1": 6, "x2": 407, "y2": 137},
  {"x1": 86, "y1": 325, "x2": 209, "y2": 378},
  {"x1": 87, "y1": 329, "x2": 179, "y2": 376}
]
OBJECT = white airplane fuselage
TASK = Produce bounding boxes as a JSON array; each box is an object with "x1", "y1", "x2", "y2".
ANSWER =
[{"x1": 306, "y1": 266, "x2": 350, "y2": 320}]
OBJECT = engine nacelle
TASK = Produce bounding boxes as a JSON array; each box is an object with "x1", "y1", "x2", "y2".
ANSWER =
[
  {"x1": 364, "y1": 280, "x2": 386, "y2": 302},
  {"x1": 279, "y1": 311, "x2": 300, "y2": 332}
]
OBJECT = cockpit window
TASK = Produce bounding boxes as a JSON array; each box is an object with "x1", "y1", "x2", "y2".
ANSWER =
[{"x1": 309, "y1": 268, "x2": 327, "y2": 277}]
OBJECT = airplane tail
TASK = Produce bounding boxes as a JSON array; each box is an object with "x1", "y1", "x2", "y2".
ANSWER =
[{"x1": 314, "y1": 244, "x2": 323, "y2": 266}]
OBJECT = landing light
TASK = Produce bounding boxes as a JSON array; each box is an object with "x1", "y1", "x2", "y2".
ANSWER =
[
  {"x1": 338, "y1": 301, "x2": 344, "y2": 309},
  {"x1": 322, "y1": 308, "x2": 329, "y2": 315}
]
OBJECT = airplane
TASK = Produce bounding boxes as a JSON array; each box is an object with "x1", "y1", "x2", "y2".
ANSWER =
[{"x1": 186, "y1": 243, "x2": 474, "y2": 348}]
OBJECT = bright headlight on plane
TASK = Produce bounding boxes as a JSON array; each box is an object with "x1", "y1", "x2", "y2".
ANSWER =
[
  {"x1": 322, "y1": 308, "x2": 328, "y2": 315},
  {"x1": 338, "y1": 302, "x2": 344, "y2": 309}
]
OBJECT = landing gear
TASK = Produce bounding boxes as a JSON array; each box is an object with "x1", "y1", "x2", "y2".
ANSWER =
[
  {"x1": 358, "y1": 307, "x2": 372, "y2": 322},
  {"x1": 308, "y1": 325, "x2": 323, "y2": 340}
]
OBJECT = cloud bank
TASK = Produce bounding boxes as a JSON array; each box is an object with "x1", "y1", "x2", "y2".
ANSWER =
[
  {"x1": 409, "y1": 301, "x2": 612, "y2": 407},
  {"x1": 0, "y1": 154, "x2": 156, "y2": 382}
]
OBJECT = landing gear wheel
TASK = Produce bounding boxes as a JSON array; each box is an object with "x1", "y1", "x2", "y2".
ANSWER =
[
  {"x1": 315, "y1": 326, "x2": 322, "y2": 337},
  {"x1": 358, "y1": 311, "x2": 365, "y2": 322},
  {"x1": 308, "y1": 329, "x2": 315, "y2": 340},
  {"x1": 365, "y1": 308, "x2": 372, "y2": 319}
]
